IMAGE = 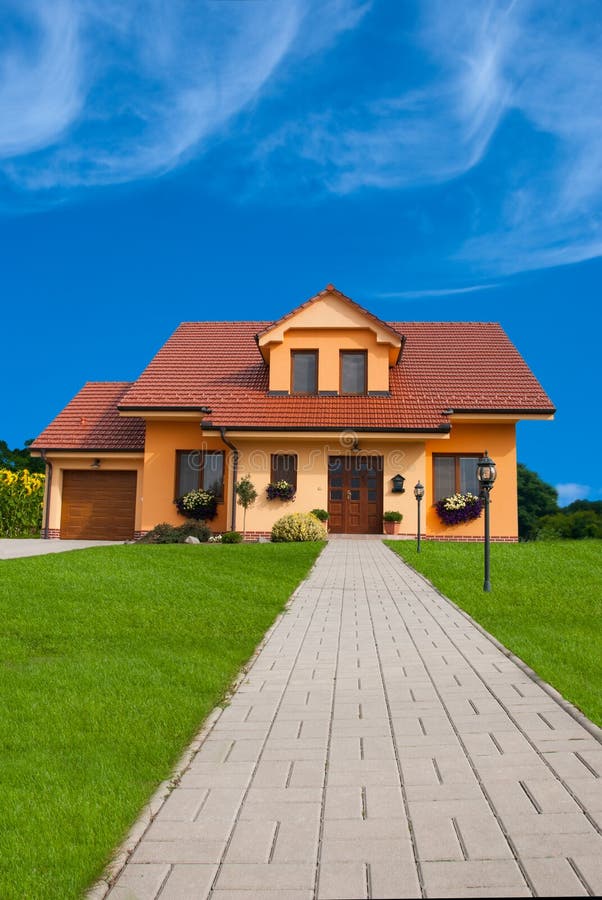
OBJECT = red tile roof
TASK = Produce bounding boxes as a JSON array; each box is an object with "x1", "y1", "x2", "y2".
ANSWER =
[
  {"x1": 33, "y1": 321, "x2": 554, "y2": 450},
  {"x1": 31, "y1": 383, "x2": 145, "y2": 451},
  {"x1": 118, "y1": 321, "x2": 554, "y2": 431}
]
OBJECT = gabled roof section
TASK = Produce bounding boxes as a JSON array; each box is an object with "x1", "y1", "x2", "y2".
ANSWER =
[
  {"x1": 31, "y1": 382, "x2": 145, "y2": 451},
  {"x1": 256, "y1": 284, "x2": 404, "y2": 366},
  {"x1": 115, "y1": 320, "x2": 554, "y2": 431}
]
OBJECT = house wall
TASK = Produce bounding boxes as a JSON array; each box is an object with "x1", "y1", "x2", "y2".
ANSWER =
[
  {"x1": 231, "y1": 437, "x2": 425, "y2": 535},
  {"x1": 268, "y1": 328, "x2": 391, "y2": 393},
  {"x1": 141, "y1": 420, "x2": 230, "y2": 533},
  {"x1": 424, "y1": 422, "x2": 518, "y2": 540},
  {"x1": 44, "y1": 454, "x2": 144, "y2": 534}
]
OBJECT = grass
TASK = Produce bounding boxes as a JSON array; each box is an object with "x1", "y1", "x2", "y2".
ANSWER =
[
  {"x1": 385, "y1": 539, "x2": 602, "y2": 728},
  {"x1": 0, "y1": 542, "x2": 323, "y2": 899}
]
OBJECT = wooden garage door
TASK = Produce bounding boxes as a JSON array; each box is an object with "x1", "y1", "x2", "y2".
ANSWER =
[{"x1": 60, "y1": 470, "x2": 137, "y2": 540}]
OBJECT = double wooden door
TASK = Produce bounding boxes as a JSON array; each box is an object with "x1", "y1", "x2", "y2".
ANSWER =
[{"x1": 327, "y1": 456, "x2": 383, "y2": 534}]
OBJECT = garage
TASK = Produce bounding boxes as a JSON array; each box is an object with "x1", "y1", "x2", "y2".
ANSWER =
[{"x1": 60, "y1": 470, "x2": 137, "y2": 540}]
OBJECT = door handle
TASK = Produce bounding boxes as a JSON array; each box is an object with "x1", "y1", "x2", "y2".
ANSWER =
[{"x1": 346, "y1": 490, "x2": 352, "y2": 500}]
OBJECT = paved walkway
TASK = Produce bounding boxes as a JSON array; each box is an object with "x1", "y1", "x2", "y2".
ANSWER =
[
  {"x1": 0, "y1": 539, "x2": 121, "y2": 560},
  {"x1": 108, "y1": 541, "x2": 602, "y2": 899}
]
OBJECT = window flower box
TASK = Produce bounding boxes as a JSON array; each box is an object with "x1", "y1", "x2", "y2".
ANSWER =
[
  {"x1": 175, "y1": 489, "x2": 218, "y2": 521},
  {"x1": 266, "y1": 480, "x2": 296, "y2": 501},
  {"x1": 435, "y1": 492, "x2": 483, "y2": 526}
]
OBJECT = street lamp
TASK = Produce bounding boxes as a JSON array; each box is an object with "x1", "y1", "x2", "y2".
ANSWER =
[
  {"x1": 414, "y1": 481, "x2": 425, "y2": 553},
  {"x1": 476, "y1": 451, "x2": 497, "y2": 592}
]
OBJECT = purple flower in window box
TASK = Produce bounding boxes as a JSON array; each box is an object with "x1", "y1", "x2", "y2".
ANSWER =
[
  {"x1": 435, "y1": 492, "x2": 483, "y2": 526},
  {"x1": 266, "y1": 480, "x2": 296, "y2": 501}
]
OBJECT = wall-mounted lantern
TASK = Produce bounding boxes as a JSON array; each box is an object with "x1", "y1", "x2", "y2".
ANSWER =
[{"x1": 391, "y1": 474, "x2": 406, "y2": 493}]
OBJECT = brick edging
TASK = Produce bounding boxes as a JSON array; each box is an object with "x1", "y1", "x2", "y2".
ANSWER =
[{"x1": 384, "y1": 543, "x2": 602, "y2": 745}]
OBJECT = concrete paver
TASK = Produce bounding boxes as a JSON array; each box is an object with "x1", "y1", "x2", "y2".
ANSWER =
[
  {"x1": 0, "y1": 538, "x2": 120, "y2": 559},
  {"x1": 106, "y1": 541, "x2": 602, "y2": 899}
]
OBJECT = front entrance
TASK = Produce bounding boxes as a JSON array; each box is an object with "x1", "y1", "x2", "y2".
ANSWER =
[{"x1": 328, "y1": 456, "x2": 383, "y2": 534}]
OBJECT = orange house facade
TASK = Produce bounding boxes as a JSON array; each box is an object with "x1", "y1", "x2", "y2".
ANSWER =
[{"x1": 31, "y1": 286, "x2": 554, "y2": 542}]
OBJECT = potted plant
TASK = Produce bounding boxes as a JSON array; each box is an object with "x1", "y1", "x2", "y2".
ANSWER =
[
  {"x1": 266, "y1": 480, "x2": 296, "y2": 501},
  {"x1": 310, "y1": 508, "x2": 329, "y2": 524},
  {"x1": 175, "y1": 489, "x2": 218, "y2": 521},
  {"x1": 383, "y1": 510, "x2": 403, "y2": 535},
  {"x1": 435, "y1": 492, "x2": 483, "y2": 526}
]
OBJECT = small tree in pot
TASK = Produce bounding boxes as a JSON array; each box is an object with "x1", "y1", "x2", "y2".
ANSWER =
[
  {"x1": 236, "y1": 475, "x2": 257, "y2": 539},
  {"x1": 383, "y1": 510, "x2": 403, "y2": 535}
]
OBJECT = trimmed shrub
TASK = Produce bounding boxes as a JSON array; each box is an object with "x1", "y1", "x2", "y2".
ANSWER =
[
  {"x1": 221, "y1": 531, "x2": 243, "y2": 544},
  {"x1": 137, "y1": 522, "x2": 211, "y2": 544},
  {"x1": 383, "y1": 510, "x2": 403, "y2": 523},
  {"x1": 0, "y1": 468, "x2": 45, "y2": 537},
  {"x1": 310, "y1": 508, "x2": 329, "y2": 522},
  {"x1": 271, "y1": 512, "x2": 327, "y2": 543}
]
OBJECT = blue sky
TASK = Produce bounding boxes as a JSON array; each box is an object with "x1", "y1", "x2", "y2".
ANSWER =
[{"x1": 1, "y1": 0, "x2": 601, "y2": 504}]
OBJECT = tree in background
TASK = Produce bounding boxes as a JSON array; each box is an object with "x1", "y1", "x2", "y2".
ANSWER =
[
  {"x1": 517, "y1": 462, "x2": 558, "y2": 540},
  {"x1": 0, "y1": 439, "x2": 45, "y2": 474}
]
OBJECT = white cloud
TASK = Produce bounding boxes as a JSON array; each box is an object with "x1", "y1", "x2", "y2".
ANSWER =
[
  {"x1": 556, "y1": 483, "x2": 591, "y2": 506},
  {"x1": 0, "y1": 0, "x2": 369, "y2": 189},
  {"x1": 375, "y1": 284, "x2": 498, "y2": 300},
  {"x1": 0, "y1": 1, "x2": 82, "y2": 156}
]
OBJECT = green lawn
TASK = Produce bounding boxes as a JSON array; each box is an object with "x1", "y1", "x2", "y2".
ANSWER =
[
  {"x1": 386, "y1": 539, "x2": 602, "y2": 727},
  {"x1": 0, "y1": 542, "x2": 323, "y2": 899}
]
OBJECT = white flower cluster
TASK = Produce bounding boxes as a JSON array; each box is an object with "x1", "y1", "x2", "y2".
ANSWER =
[
  {"x1": 181, "y1": 489, "x2": 214, "y2": 511},
  {"x1": 442, "y1": 492, "x2": 480, "y2": 511},
  {"x1": 208, "y1": 534, "x2": 222, "y2": 543}
]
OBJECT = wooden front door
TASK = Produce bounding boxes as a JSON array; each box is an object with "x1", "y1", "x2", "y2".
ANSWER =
[{"x1": 328, "y1": 456, "x2": 383, "y2": 534}]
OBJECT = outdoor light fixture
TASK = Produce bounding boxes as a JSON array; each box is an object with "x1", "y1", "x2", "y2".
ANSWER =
[
  {"x1": 476, "y1": 451, "x2": 497, "y2": 592},
  {"x1": 90, "y1": 459, "x2": 101, "y2": 469},
  {"x1": 414, "y1": 481, "x2": 424, "y2": 552},
  {"x1": 391, "y1": 474, "x2": 406, "y2": 493}
]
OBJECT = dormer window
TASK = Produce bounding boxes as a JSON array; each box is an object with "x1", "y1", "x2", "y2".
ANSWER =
[
  {"x1": 340, "y1": 351, "x2": 367, "y2": 395},
  {"x1": 292, "y1": 350, "x2": 318, "y2": 394}
]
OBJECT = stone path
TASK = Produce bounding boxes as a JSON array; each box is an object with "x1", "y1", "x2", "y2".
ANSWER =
[{"x1": 108, "y1": 541, "x2": 602, "y2": 899}]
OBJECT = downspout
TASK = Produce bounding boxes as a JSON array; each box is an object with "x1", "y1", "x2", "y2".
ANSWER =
[
  {"x1": 40, "y1": 449, "x2": 53, "y2": 539},
  {"x1": 219, "y1": 427, "x2": 239, "y2": 531}
]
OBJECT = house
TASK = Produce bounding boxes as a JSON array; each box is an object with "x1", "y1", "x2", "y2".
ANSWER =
[{"x1": 31, "y1": 285, "x2": 554, "y2": 541}]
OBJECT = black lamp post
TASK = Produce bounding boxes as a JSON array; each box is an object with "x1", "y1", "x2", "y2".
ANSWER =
[
  {"x1": 414, "y1": 481, "x2": 425, "y2": 552},
  {"x1": 476, "y1": 451, "x2": 497, "y2": 592}
]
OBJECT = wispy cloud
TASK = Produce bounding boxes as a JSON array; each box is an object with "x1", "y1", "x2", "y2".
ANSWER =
[
  {"x1": 255, "y1": 1, "x2": 602, "y2": 275},
  {"x1": 0, "y1": 0, "x2": 368, "y2": 191},
  {"x1": 376, "y1": 284, "x2": 498, "y2": 300},
  {"x1": 556, "y1": 483, "x2": 591, "y2": 506}
]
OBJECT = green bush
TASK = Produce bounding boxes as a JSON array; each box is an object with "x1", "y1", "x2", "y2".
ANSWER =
[
  {"x1": 310, "y1": 508, "x2": 329, "y2": 522},
  {"x1": 535, "y1": 510, "x2": 602, "y2": 541},
  {"x1": 271, "y1": 512, "x2": 327, "y2": 543},
  {"x1": 383, "y1": 510, "x2": 403, "y2": 522},
  {"x1": 0, "y1": 468, "x2": 45, "y2": 537},
  {"x1": 137, "y1": 522, "x2": 211, "y2": 544},
  {"x1": 221, "y1": 531, "x2": 243, "y2": 544}
]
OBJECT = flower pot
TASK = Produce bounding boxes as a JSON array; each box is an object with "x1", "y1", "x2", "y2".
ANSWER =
[{"x1": 383, "y1": 521, "x2": 400, "y2": 535}]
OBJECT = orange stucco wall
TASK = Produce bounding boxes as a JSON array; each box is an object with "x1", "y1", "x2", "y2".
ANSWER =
[
  {"x1": 424, "y1": 423, "x2": 518, "y2": 538},
  {"x1": 228, "y1": 436, "x2": 426, "y2": 534},
  {"x1": 141, "y1": 420, "x2": 230, "y2": 532},
  {"x1": 268, "y1": 328, "x2": 391, "y2": 393}
]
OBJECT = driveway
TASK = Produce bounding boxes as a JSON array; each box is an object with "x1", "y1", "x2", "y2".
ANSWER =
[
  {"x1": 0, "y1": 539, "x2": 122, "y2": 560},
  {"x1": 103, "y1": 540, "x2": 602, "y2": 899}
]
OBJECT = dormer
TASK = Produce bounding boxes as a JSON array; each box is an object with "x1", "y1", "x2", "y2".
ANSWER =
[{"x1": 257, "y1": 285, "x2": 403, "y2": 395}]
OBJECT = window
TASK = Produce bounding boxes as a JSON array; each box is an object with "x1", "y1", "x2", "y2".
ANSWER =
[
  {"x1": 291, "y1": 351, "x2": 318, "y2": 394},
  {"x1": 271, "y1": 453, "x2": 297, "y2": 489},
  {"x1": 340, "y1": 351, "x2": 367, "y2": 394},
  {"x1": 433, "y1": 454, "x2": 480, "y2": 502},
  {"x1": 177, "y1": 451, "x2": 224, "y2": 499}
]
